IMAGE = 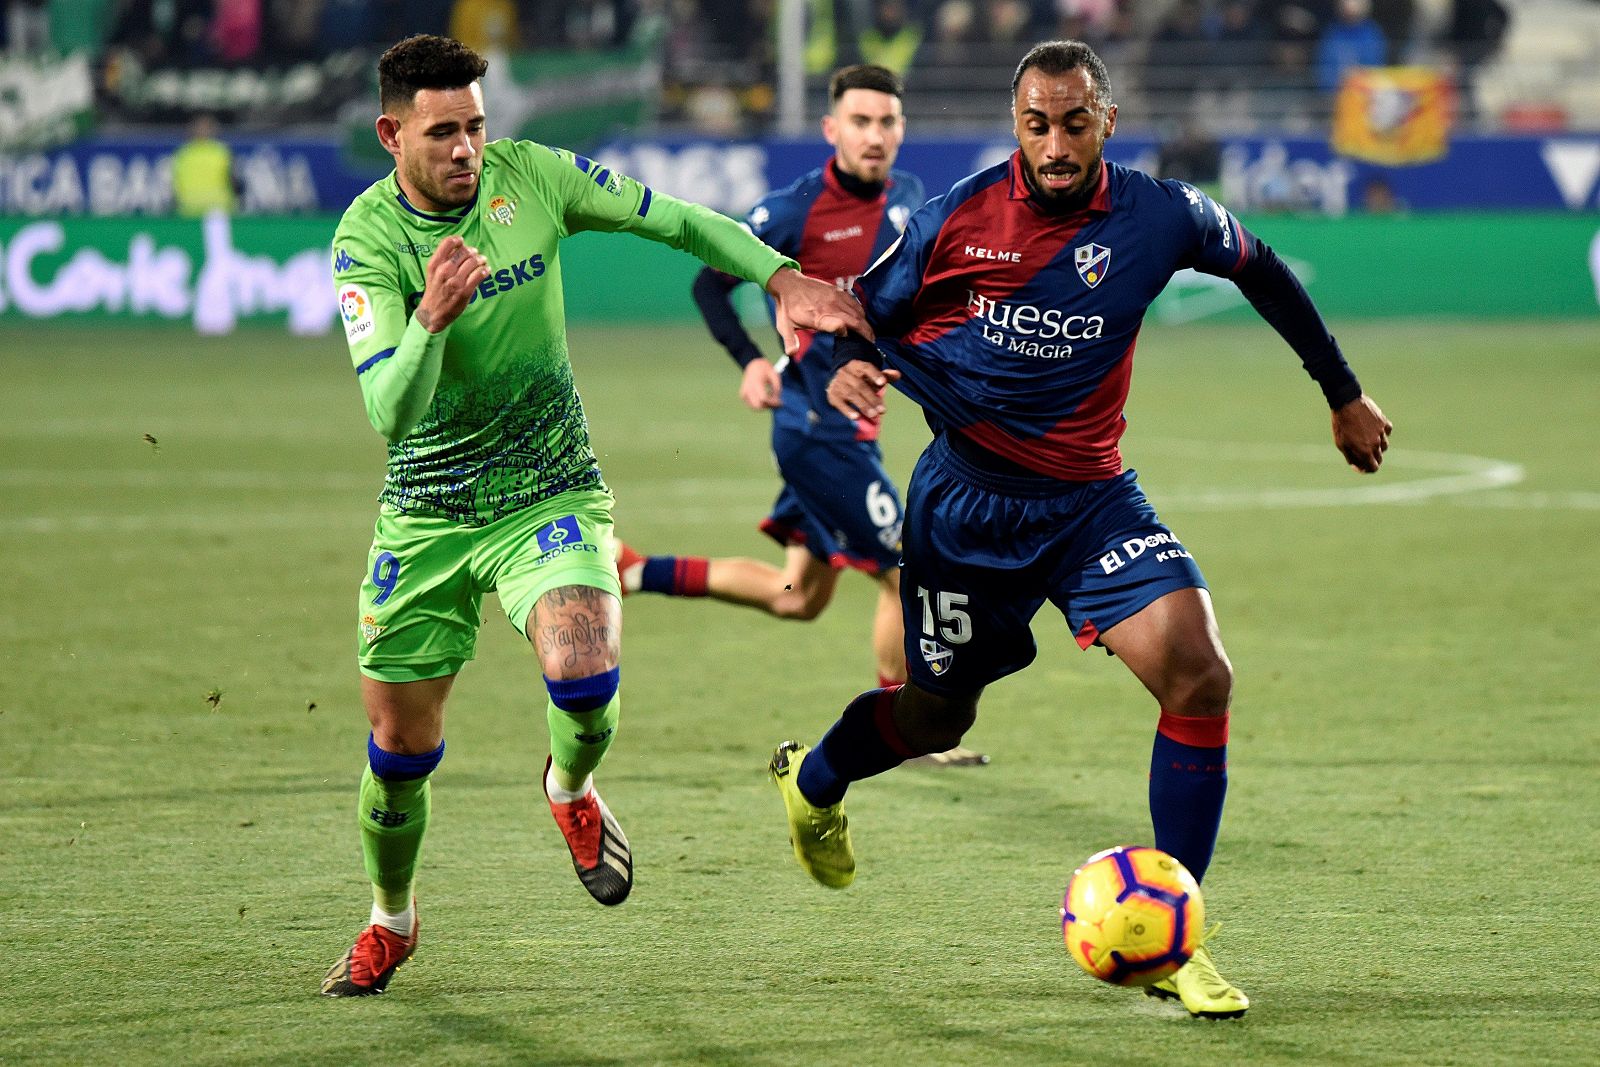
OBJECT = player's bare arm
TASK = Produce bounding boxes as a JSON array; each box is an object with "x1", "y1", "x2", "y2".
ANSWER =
[
  {"x1": 826, "y1": 359, "x2": 900, "y2": 422},
  {"x1": 414, "y1": 235, "x2": 490, "y2": 333},
  {"x1": 765, "y1": 266, "x2": 873, "y2": 355},
  {"x1": 738, "y1": 359, "x2": 783, "y2": 410},
  {"x1": 1331, "y1": 395, "x2": 1393, "y2": 473}
]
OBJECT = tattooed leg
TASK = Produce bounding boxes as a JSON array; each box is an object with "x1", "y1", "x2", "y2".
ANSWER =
[
  {"x1": 530, "y1": 584, "x2": 622, "y2": 678},
  {"x1": 529, "y1": 585, "x2": 623, "y2": 791}
]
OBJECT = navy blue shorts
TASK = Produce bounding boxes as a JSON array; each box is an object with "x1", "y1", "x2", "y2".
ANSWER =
[
  {"x1": 900, "y1": 434, "x2": 1207, "y2": 693},
  {"x1": 759, "y1": 426, "x2": 904, "y2": 574}
]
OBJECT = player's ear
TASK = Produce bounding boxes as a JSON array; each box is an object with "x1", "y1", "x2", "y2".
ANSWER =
[
  {"x1": 376, "y1": 113, "x2": 403, "y2": 156},
  {"x1": 821, "y1": 112, "x2": 838, "y2": 147},
  {"x1": 1104, "y1": 104, "x2": 1117, "y2": 138}
]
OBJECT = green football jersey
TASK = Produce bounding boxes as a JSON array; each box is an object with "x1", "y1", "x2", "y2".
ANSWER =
[{"x1": 332, "y1": 138, "x2": 795, "y2": 525}]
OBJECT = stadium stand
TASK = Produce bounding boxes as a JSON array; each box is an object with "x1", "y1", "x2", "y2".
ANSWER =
[{"x1": 1, "y1": 0, "x2": 1597, "y2": 141}]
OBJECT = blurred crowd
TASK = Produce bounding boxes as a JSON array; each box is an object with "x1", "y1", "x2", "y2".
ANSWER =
[
  {"x1": 0, "y1": 0, "x2": 650, "y2": 64},
  {"x1": 1, "y1": 0, "x2": 1515, "y2": 132}
]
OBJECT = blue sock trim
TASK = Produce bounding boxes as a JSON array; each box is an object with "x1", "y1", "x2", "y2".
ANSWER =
[
  {"x1": 367, "y1": 734, "x2": 444, "y2": 781},
  {"x1": 640, "y1": 557, "x2": 676, "y2": 594},
  {"x1": 545, "y1": 667, "x2": 620, "y2": 712}
]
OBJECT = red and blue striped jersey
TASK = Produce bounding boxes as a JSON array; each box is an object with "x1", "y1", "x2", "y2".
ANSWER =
[
  {"x1": 750, "y1": 162, "x2": 925, "y2": 441},
  {"x1": 857, "y1": 153, "x2": 1251, "y2": 479}
]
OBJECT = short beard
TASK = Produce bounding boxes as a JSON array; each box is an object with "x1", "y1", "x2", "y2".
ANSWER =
[
  {"x1": 407, "y1": 161, "x2": 472, "y2": 210},
  {"x1": 1021, "y1": 151, "x2": 1101, "y2": 210}
]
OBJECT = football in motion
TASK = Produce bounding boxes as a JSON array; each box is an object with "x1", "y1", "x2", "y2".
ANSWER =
[{"x1": 1061, "y1": 845, "x2": 1204, "y2": 986}]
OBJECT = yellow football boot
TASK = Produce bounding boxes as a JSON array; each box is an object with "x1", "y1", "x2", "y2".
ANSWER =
[
  {"x1": 768, "y1": 741, "x2": 855, "y2": 888},
  {"x1": 1145, "y1": 926, "x2": 1249, "y2": 1019}
]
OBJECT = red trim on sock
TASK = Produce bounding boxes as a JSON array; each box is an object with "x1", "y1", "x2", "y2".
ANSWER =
[
  {"x1": 1157, "y1": 710, "x2": 1229, "y2": 748},
  {"x1": 872, "y1": 685, "x2": 919, "y2": 758},
  {"x1": 673, "y1": 556, "x2": 709, "y2": 597}
]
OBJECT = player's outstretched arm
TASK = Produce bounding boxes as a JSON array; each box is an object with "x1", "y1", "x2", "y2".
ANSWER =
[
  {"x1": 765, "y1": 267, "x2": 873, "y2": 356},
  {"x1": 692, "y1": 267, "x2": 768, "y2": 369},
  {"x1": 1332, "y1": 395, "x2": 1393, "y2": 473}
]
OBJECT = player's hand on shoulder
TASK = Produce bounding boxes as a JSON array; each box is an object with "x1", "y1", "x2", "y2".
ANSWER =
[
  {"x1": 739, "y1": 359, "x2": 783, "y2": 410},
  {"x1": 827, "y1": 360, "x2": 900, "y2": 423},
  {"x1": 416, "y1": 235, "x2": 490, "y2": 333},
  {"x1": 1331, "y1": 394, "x2": 1393, "y2": 473}
]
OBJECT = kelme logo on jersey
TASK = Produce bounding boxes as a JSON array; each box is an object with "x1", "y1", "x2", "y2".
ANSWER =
[
  {"x1": 332, "y1": 247, "x2": 360, "y2": 273},
  {"x1": 487, "y1": 195, "x2": 516, "y2": 225},
  {"x1": 1075, "y1": 243, "x2": 1111, "y2": 288},
  {"x1": 920, "y1": 638, "x2": 953, "y2": 676},
  {"x1": 889, "y1": 204, "x2": 911, "y2": 233}
]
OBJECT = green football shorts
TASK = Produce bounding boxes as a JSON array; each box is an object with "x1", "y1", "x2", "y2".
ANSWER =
[{"x1": 357, "y1": 488, "x2": 620, "y2": 683}]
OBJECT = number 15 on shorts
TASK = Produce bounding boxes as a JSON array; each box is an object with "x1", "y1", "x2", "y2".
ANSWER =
[{"x1": 918, "y1": 586, "x2": 972, "y2": 644}]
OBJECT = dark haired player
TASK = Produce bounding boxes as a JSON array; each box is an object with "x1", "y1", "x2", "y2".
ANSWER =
[
  {"x1": 618, "y1": 66, "x2": 985, "y2": 767},
  {"x1": 769, "y1": 40, "x2": 1393, "y2": 1019},
  {"x1": 320, "y1": 33, "x2": 870, "y2": 997}
]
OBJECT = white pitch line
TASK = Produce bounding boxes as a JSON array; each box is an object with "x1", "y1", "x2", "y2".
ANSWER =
[
  {"x1": 1444, "y1": 490, "x2": 1600, "y2": 511},
  {"x1": 1138, "y1": 441, "x2": 1526, "y2": 510},
  {"x1": 6, "y1": 446, "x2": 1591, "y2": 537}
]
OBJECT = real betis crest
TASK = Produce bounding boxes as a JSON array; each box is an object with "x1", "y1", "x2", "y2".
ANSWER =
[{"x1": 487, "y1": 195, "x2": 516, "y2": 225}]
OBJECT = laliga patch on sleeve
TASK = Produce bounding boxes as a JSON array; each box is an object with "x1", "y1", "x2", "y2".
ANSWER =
[{"x1": 339, "y1": 284, "x2": 374, "y2": 343}]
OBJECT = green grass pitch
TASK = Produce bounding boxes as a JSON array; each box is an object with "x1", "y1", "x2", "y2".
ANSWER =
[{"x1": 2, "y1": 319, "x2": 1596, "y2": 1065}]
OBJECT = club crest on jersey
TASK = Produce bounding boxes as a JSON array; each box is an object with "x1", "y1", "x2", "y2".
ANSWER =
[
  {"x1": 1075, "y1": 244, "x2": 1111, "y2": 288},
  {"x1": 487, "y1": 195, "x2": 516, "y2": 225},
  {"x1": 920, "y1": 638, "x2": 953, "y2": 676}
]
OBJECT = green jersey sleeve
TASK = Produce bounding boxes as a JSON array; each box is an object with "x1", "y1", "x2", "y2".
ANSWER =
[
  {"x1": 332, "y1": 204, "x2": 447, "y2": 441},
  {"x1": 507, "y1": 141, "x2": 798, "y2": 288}
]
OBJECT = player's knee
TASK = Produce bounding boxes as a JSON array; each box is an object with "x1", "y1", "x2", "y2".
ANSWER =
[
  {"x1": 898, "y1": 685, "x2": 979, "y2": 751},
  {"x1": 1172, "y1": 654, "x2": 1233, "y2": 716},
  {"x1": 540, "y1": 640, "x2": 620, "y2": 682},
  {"x1": 545, "y1": 667, "x2": 620, "y2": 714}
]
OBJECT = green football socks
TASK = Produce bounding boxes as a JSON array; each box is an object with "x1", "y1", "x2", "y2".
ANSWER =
[
  {"x1": 358, "y1": 766, "x2": 431, "y2": 912},
  {"x1": 546, "y1": 692, "x2": 620, "y2": 793}
]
